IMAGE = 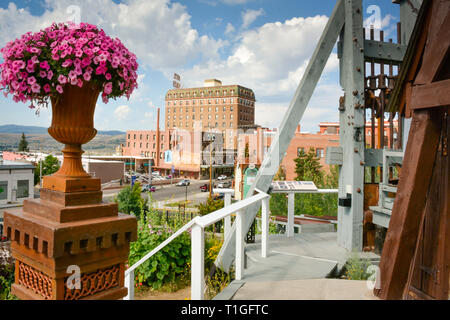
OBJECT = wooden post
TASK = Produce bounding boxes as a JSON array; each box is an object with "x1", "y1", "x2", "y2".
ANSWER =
[{"x1": 376, "y1": 109, "x2": 442, "y2": 299}]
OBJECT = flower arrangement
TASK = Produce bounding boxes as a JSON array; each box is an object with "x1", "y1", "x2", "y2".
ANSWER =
[{"x1": 0, "y1": 22, "x2": 139, "y2": 109}]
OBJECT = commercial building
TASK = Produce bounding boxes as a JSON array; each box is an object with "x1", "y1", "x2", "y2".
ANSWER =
[
  {"x1": 164, "y1": 79, "x2": 256, "y2": 131},
  {"x1": 0, "y1": 155, "x2": 34, "y2": 205}
]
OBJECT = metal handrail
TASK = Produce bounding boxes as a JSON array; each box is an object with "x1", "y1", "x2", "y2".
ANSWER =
[
  {"x1": 125, "y1": 217, "x2": 199, "y2": 277},
  {"x1": 123, "y1": 189, "x2": 270, "y2": 300}
]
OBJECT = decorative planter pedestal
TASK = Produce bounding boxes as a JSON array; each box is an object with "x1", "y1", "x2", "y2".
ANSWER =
[{"x1": 2, "y1": 85, "x2": 137, "y2": 300}]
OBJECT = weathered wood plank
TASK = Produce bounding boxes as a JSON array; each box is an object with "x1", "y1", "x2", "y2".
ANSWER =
[
  {"x1": 376, "y1": 109, "x2": 442, "y2": 300},
  {"x1": 411, "y1": 79, "x2": 450, "y2": 109}
]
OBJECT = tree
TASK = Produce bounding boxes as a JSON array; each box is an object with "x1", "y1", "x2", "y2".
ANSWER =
[
  {"x1": 115, "y1": 182, "x2": 148, "y2": 218},
  {"x1": 34, "y1": 155, "x2": 60, "y2": 185},
  {"x1": 18, "y1": 133, "x2": 29, "y2": 152},
  {"x1": 294, "y1": 148, "x2": 324, "y2": 186},
  {"x1": 274, "y1": 165, "x2": 286, "y2": 181}
]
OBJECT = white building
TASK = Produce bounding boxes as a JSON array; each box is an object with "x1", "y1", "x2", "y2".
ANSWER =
[{"x1": 0, "y1": 157, "x2": 35, "y2": 205}]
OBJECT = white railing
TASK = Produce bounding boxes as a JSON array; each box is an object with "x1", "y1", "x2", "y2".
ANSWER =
[
  {"x1": 271, "y1": 189, "x2": 338, "y2": 237},
  {"x1": 124, "y1": 188, "x2": 270, "y2": 300}
]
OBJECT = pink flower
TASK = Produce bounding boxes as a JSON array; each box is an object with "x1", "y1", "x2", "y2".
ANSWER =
[
  {"x1": 47, "y1": 70, "x2": 54, "y2": 80},
  {"x1": 27, "y1": 76, "x2": 36, "y2": 85},
  {"x1": 58, "y1": 75, "x2": 67, "y2": 84},
  {"x1": 77, "y1": 79, "x2": 83, "y2": 88},
  {"x1": 56, "y1": 85, "x2": 63, "y2": 94},
  {"x1": 31, "y1": 83, "x2": 40, "y2": 93},
  {"x1": 43, "y1": 84, "x2": 51, "y2": 93},
  {"x1": 61, "y1": 59, "x2": 72, "y2": 68},
  {"x1": 39, "y1": 71, "x2": 47, "y2": 78},
  {"x1": 105, "y1": 73, "x2": 111, "y2": 80},
  {"x1": 40, "y1": 61, "x2": 50, "y2": 70},
  {"x1": 83, "y1": 72, "x2": 91, "y2": 81},
  {"x1": 103, "y1": 82, "x2": 112, "y2": 95}
]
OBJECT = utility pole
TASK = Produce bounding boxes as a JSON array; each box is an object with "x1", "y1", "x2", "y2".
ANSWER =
[{"x1": 209, "y1": 134, "x2": 215, "y2": 199}]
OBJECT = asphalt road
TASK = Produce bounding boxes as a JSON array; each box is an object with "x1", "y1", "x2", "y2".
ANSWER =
[{"x1": 102, "y1": 179, "x2": 232, "y2": 204}]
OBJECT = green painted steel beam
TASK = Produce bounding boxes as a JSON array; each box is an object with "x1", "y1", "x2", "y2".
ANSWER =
[
  {"x1": 215, "y1": 0, "x2": 346, "y2": 273},
  {"x1": 363, "y1": 40, "x2": 407, "y2": 64}
]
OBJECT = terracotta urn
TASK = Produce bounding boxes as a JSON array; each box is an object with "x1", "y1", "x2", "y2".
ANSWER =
[{"x1": 43, "y1": 83, "x2": 101, "y2": 192}]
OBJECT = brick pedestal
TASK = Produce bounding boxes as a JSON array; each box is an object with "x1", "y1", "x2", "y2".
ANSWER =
[{"x1": 2, "y1": 183, "x2": 137, "y2": 300}]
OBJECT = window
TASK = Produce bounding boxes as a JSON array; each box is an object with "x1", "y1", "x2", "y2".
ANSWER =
[
  {"x1": 146, "y1": 135, "x2": 149, "y2": 140},
  {"x1": 230, "y1": 98, "x2": 234, "y2": 103},
  {"x1": 153, "y1": 135, "x2": 156, "y2": 140},
  {"x1": 297, "y1": 147, "x2": 305, "y2": 156},
  {"x1": 153, "y1": 143, "x2": 156, "y2": 148},
  {"x1": 215, "y1": 99, "x2": 218, "y2": 104},
  {"x1": 192, "y1": 115, "x2": 195, "y2": 120},
  {"x1": 230, "y1": 106, "x2": 233, "y2": 111},
  {"x1": 215, "y1": 107, "x2": 218, "y2": 112},
  {"x1": 127, "y1": 142, "x2": 130, "y2": 147},
  {"x1": 174, "y1": 101, "x2": 177, "y2": 105},
  {"x1": 316, "y1": 148, "x2": 324, "y2": 158},
  {"x1": 193, "y1": 100, "x2": 196, "y2": 105},
  {"x1": 223, "y1": 106, "x2": 226, "y2": 112},
  {"x1": 161, "y1": 135, "x2": 164, "y2": 141},
  {"x1": 200, "y1": 115, "x2": 203, "y2": 119},
  {"x1": 0, "y1": 181, "x2": 7, "y2": 200},
  {"x1": 223, "y1": 114, "x2": 226, "y2": 119},
  {"x1": 200, "y1": 107, "x2": 203, "y2": 112},
  {"x1": 215, "y1": 114, "x2": 218, "y2": 120},
  {"x1": 222, "y1": 122, "x2": 226, "y2": 127},
  {"x1": 208, "y1": 99, "x2": 211, "y2": 104},
  {"x1": 139, "y1": 134, "x2": 142, "y2": 140},
  {"x1": 160, "y1": 153, "x2": 163, "y2": 159},
  {"x1": 133, "y1": 134, "x2": 136, "y2": 139},
  {"x1": 146, "y1": 143, "x2": 149, "y2": 148},
  {"x1": 140, "y1": 142, "x2": 142, "y2": 148},
  {"x1": 230, "y1": 114, "x2": 233, "y2": 119},
  {"x1": 174, "y1": 115, "x2": 176, "y2": 120},
  {"x1": 168, "y1": 116, "x2": 171, "y2": 120},
  {"x1": 208, "y1": 115, "x2": 211, "y2": 120},
  {"x1": 127, "y1": 134, "x2": 130, "y2": 139},
  {"x1": 133, "y1": 142, "x2": 136, "y2": 147},
  {"x1": 161, "y1": 144, "x2": 164, "y2": 149},
  {"x1": 180, "y1": 108, "x2": 183, "y2": 112},
  {"x1": 186, "y1": 115, "x2": 189, "y2": 119}
]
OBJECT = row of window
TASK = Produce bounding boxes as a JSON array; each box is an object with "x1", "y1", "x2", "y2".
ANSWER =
[
  {"x1": 168, "y1": 114, "x2": 234, "y2": 120},
  {"x1": 127, "y1": 142, "x2": 168, "y2": 149},
  {"x1": 168, "y1": 122, "x2": 234, "y2": 129},
  {"x1": 128, "y1": 133, "x2": 167, "y2": 141},
  {"x1": 167, "y1": 89, "x2": 244, "y2": 99},
  {"x1": 167, "y1": 106, "x2": 235, "y2": 113},
  {"x1": 140, "y1": 151, "x2": 164, "y2": 159}
]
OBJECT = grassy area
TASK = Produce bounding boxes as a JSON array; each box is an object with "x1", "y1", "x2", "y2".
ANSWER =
[{"x1": 164, "y1": 200, "x2": 197, "y2": 208}]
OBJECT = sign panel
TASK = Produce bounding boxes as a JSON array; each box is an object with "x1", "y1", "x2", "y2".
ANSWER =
[
  {"x1": 271, "y1": 181, "x2": 318, "y2": 192},
  {"x1": 243, "y1": 166, "x2": 258, "y2": 198},
  {"x1": 164, "y1": 150, "x2": 173, "y2": 163}
]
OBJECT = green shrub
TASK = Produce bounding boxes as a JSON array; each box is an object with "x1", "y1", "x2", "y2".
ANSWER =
[
  {"x1": 128, "y1": 208, "x2": 190, "y2": 290},
  {"x1": 343, "y1": 253, "x2": 375, "y2": 280},
  {"x1": 115, "y1": 182, "x2": 148, "y2": 219},
  {"x1": 0, "y1": 258, "x2": 16, "y2": 300}
]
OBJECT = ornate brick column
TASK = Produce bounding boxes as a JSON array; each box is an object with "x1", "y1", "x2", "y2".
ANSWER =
[{"x1": 2, "y1": 85, "x2": 137, "y2": 300}]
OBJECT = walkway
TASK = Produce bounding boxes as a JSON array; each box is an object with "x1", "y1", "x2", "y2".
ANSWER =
[{"x1": 214, "y1": 233, "x2": 380, "y2": 300}]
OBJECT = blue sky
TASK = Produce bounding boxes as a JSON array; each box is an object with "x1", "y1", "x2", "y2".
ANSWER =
[{"x1": 0, "y1": 0, "x2": 400, "y2": 133}]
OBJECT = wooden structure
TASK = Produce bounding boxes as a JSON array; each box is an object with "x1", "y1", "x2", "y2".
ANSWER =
[{"x1": 376, "y1": 0, "x2": 449, "y2": 300}]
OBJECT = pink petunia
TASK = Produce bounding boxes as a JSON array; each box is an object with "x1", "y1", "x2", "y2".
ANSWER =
[
  {"x1": 103, "y1": 82, "x2": 112, "y2": 95},
  {"x1": 77, "y1": 78, "x2": 83, "y2": 88},
  {"x1": 105, "y1": 73, "x2": 111, "y2": 80},
  {"x1": 43, "y1": 84, "x2": 51, "y2": 93},
  {"x1": 27, "y1": 76, "x2": 36, "y2": 85},
  {"x1": 56, "y1": 85, "x2": 63, "y2": 94},
  {"x1": 31, "y1": 83, "x2": 40, "y2": 93},
  {"x1": 47, "y1": 70, "x2": 54, "y2": 80},
  {"x1": 83, "y1": 72, "x2": 91, "y2": 81},
  {"x1": 58, "y1": 75, "x2": 67, "y2": 84},
  {"x1": 40, "y1": 61, "x2": 50, "y2": 70},
  {"x1": 61, "y1": 59, "x2": 72, "y2": 68},
  {"x1": 39, "y1": 71, "x2": 47, "y2": 78}
]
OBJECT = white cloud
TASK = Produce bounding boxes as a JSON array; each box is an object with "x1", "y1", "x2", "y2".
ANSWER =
[
  {"x1": 0, "y1": 0, "x2": 225, "y2": 72},
  {"x1": 242, "y1": 8, "x2": 264, "y2": 29},
  {"x1": 114, "y1": 105, "x2": 131, "y2": 120},
  {"x1": 225, "y1": 23, "x2": 235, "y2": 35},
  {"x1": 180, "y1": 15, "x2": 334, "y2": 99}
]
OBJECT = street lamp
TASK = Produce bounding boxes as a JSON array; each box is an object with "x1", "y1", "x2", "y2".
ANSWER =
[{"x1": 209, "y1": 134, "x2": 216, "y2": 199}]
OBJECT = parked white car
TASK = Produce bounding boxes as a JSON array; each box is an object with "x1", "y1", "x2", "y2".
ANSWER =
[{"x1": 217, "y1": 175, "x2": 227, "y2": 180}]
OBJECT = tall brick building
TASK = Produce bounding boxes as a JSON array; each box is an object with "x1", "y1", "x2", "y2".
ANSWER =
[{"x1": 165, "y1": 79, "x2": 256, "y2": 131}]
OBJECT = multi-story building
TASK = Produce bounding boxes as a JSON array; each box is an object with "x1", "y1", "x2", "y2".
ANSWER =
[{"x1": 164, "y1": 79, "x2": 256, "y2": 131}]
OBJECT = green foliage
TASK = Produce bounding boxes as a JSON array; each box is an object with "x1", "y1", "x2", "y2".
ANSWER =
[
  {"x1": 128, "y1": 206, "x2": 225, "y2": 293},
  {"x1": 128, "y1": 208, "x2": 191, "y2": 290},
  {"x1": 18, "y1": 132, "x2": 29, "y2": 152},
  {"x1": 273, "y1": 165, "x2": 286, "y2": 181},
  {"x1": 343, "y1": 253, "x2": 375, "y2": 280},
  {"x1": 115, "y1": 182, "x2": 148, "y2": 219},
  {"x1": 0, "y1": 257, "x2": 16, "y2": 300},
  {"x1": 294, "y1": 148, "x2": 324, "y2": 185},
  {"x1": 34, "y1": 154, "x2": 60, "y2": 185},
  {"x1": 196, "y1": 197, "x2": 224, "y2": 232}
]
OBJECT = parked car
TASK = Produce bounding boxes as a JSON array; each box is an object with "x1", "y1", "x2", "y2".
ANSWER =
[
  {"x1": 165, "y1": 175, "x2": 172, "y2": 179},
  {"x1": 142, "y1": 184, "x2": 156, "y2": 192},
  {"x1": 176, "y1": 179, "x2": 190, "y2": 186},
  {"x1": 217, "y1": 175, "x2": 227, "y2": 180},
  {"x1": 200, "y1": 183, "x2": 214, "y2": 192},
  {"x1": 217, "y1": 181, "x2": 232, "y2": 188},
  {"x1": 212, "y1": 193, "x2": 224, "y2": 200}
]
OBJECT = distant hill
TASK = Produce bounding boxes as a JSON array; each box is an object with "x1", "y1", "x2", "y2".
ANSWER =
[{"x1": 0, "y1": 124, "x2": 125, "y2": 136}]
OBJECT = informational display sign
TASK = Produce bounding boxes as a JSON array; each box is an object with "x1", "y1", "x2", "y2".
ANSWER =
[
  {"x1": 271, "y1": 181, "x2": 318, "y2": 192},
  {"x1": 131, "y1": 175, "x2": 137, "y2": 188},
  {"x1": 243, "y1": 166, "x2": 258, "y2": 198}
]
